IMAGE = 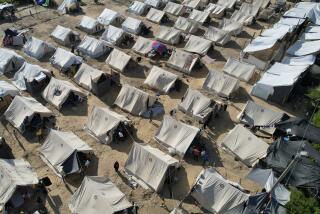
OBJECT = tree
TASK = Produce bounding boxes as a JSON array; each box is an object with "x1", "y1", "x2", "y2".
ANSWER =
[{"x1": 286, "y1": 189, "x2": 320, "y2": 214}]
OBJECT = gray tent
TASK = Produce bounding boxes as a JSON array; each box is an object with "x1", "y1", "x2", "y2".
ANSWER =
[
  {"x1": 4, "y1": 96, "x2": 53, "y2": 133},
  {"x1": 191, "y1": 168, "x2": 249, "y2": 213},
  {"x1": 202, "y1": 69, "x2": 239, "y2": 97},
  {"x1": 204, "y1": 26, "x2": 231, "y2": 46},
  {"x1": 156, "y1": 26, "x2": 182, "y2": 45},
  {"x1": 144, "y1": 66, "x2": 178, "y2": 93},
  {"x1": 231, "y1": 3, "x2": 260, "y2": 25},
  {"x1": 155, "y1": 115, "x2": 199, "y2": 157},
  {"x1": 222, "y1": 124, "x2": 269, "y2": 167},
  {"x1": 223, "y1": 58, "x2": 255, "y2": 82},
  {"x1": 182, "y1": 0, "x2": 202, "y2": 9},
  {"x1": 105, "y1": 48, "x2": 131, "y2": 72},
  {"x1": 24, "y1": 37, "x2": 55, "y2": 60},
  {"x1": 122, "y1": 17, "x2": 143, "y2": 35},
  {"x1": 0, "y1": 48, "x2": 25, "y2": 74},
  {"x1": 40, "y1": 129, "x2": 93, "y2": 177},
  {"x1": 50, "y1": 25, "x2": 80, "y2": 47},
  {"x1": 114, "y1": 84, "x2": 156, "y2": 116},
  {"x1": 42, "y1": 77, "x2": 86, "y2": 110},
  {"x1": 0, "y1": 159, "x2": 38, "y2": 211},
  {"x1": 188, "y1": 9, "x2": 210, "y2": 25},
  {"x1": 238, "y1": 101, "x2": 287, "y2": 134},
  {"x1": 69, "y1": 176, "x2": 132, "y2": 214},
  {"x1": 145, "y1": 0, "x2": 162, "y2": 8},
  {"x1": 97, "y1": 8, "x2": 121, "y2": 26},
  {"x1": 217, "y1": 0, "x2": 237, "y2": 9},
  {"x1": 85, "y1": 106, "x2": 129, "y2": 144},
  {"x1": 0, "y1": 81, "x2": 19, "y2": 98},
  {"x1": 128, "y1": 1, "x2": 148, "y2": 16},
  {"x1": 184, "y1": 35, "x2": 212, "y2": 55},
  {"x1": 125, "y1": 142, "x2": 179, "y2": 192},
  {"x1": 78, "y1": 16, "x2": 104, "y2": 34},
  {"x1": 220, "y1": 18, "x2": 243, "y2": 36},
  {"x1": 164, "y1": 2, "x2": 186, "y2": 16},
  {"x1": 132, "y1": 36, "x2": 153, "y2": 56},
  {"x1": 146, "y1": 8, "x2": 165, "y2": 23},
  {"x1": 77, "y1": 36, "x2": 109, "y2": 58},
  {"x1": 167, "y1": 49, "x2": 199, "y2": 74},
  {"x1": 12, "y1": 62, "x2": 51, "y2": 92},
  {"x1": 174, "y1": 16, "x2": 199, "y2": 34},
  {"x1": 50, "y1": 48, "x2": 83, "y2": 72},
  {"x1": 101, "y1": 26, "x2": 126, "y2": 46},
  {"x1": 287, "y1": 40, "x2": 320, "y2": 56},
  {"x1": 178, "y1": 88, "x2": 213, "y2": 122},
  {"x1": 205, "y1": 3, "x2": 225, "y2": 18}
]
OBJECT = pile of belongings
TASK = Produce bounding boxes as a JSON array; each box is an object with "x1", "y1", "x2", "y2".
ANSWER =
[{"x1": 2, "y1": 28, "x2": 28, "y2": 47}]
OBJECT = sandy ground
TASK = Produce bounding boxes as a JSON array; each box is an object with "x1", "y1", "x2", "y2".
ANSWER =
[{"x1": 0, "y1": 0, "x2": 307, "y2": 213}]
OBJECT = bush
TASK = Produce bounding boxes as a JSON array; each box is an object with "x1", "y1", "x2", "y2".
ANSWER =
[
  {"x1": 312, "y1": 110, "x2": 320, "y2": 128},
  {"x1": 286, "y1": 189, "x2": 320, "y2": 214},
  {"x1": 306, "y1": 86, "x2": 320, "y2": 109}
]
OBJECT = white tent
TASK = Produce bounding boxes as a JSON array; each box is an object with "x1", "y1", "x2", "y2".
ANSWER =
[
  {"x1": 0, "y1": 81, "x2": 19, "y2": 98},
  {"x1": 145, "y1": 0, "x2": 162, "y2": 8},
  {"x1": 220, "y1": 18, "x2": 243, "y2": 36},
  {"x1": 42, "y1": 77, "x2": 86, "y2": 110},
  {"x1": 69, "y1": 176, "x2": 132, "y2": 214},
  {"x1": 114, "y1": 84, "x2": 156, "y2": 116},
  {"x1": 191, "y1": 168, "x2": 249, "y2": 213},
  {"x1": 78, "y1": 16, "x2": 103, "y2": 34},
  {"x1": 155, "y1": 115, "x2": 199, "y2": 157},
  {"x1": 101, "y1": 25, "x2": 126, "y2": 46},
  {"x1": 57, "y1": 0, "x2": 79, "y2": 14},
  {"x1": 85, "y1": 106, "x2": 129, "y2": 144},
  {"x1": 282, "y1": 55, "x2": 316, "y2": 66},
  {"x1": 301, "y1": 31, "x2": 320, "y2": 41},
  {"x1": 40, "y1": 129, "x2": 92, "y2": 177},
  {"x1": 182, "y1": 0, "x2": 202, "y2": 9},
  {"x1": 202, "y1": 69, "x2": 239, "y2": 97},
  {"x1": 188, "y1": 10, "x2": 210, "y2": 25},
  {"x1": 4, "y1": 96, "x2": 53, "y2": 132},
  {"x1": 146, "y1": 8, "x2": 165, "y2": 23},
  {"x1": 73, "y1": 63, "x2": 107, "y2": 92},
  {"x1": 174, "y1": 16, "x2": 199, "y2": 34},
  {"x1": 105, "y1": 48, "x2": 131, "y2": 72},
  {"x1": 204, "y1": 26, "x2": 231, "y2": 46},
  {"x1": 132, "y1": 36, "x2": 153, "y2": 56},
  {"x1": 144, "y1": 66, "x2": 178, "y2": 93},
  {"x1": 0, "y1": 159, "x2": 38, "y2": 211},
  {"x1": 122, "y1": 17, "x2": 143, "y2": 35},
  {"x1": 167, "y1": 49, "x2": 199, "y2": 74},
  {"x1": 0, "y1": 48, "x2": 25, "y2": 74},
  {"x1": 97, "y1": 8, "x2": 120, "y2": 26},
  {"x1": 260, "y1": 25, "x2": 291, "y2": 41},
  {"x1": 24, "y1": 37, "x2": 55, "y2": 60},
  {"x1": 273, "y1": 17, "x2": 305, "y2": 32},
  {"x1": 222, "y1": 124, "x2": 269, "y2": 167},
  {"x1": 205, "y1": 3, "x2": 225, "y2": 18},
  {"x1": 184, "y1": 35, "x2": 212, "y2": 55},
  {"x1": 128, "y1": 1, "x2": 148, "y2": 15},
  {"x1": 77, "y1": 36, "x2": 108, "y2": 58},
  {"x1": 125, "y1": 142, "x2": 179, "y2": 192},
  {"x1": 231, "y1": 3, "x2": 260, "y2": 25},
  {"x1": 179, "y1": 88, "x2": 213, "y2": 122},
  {"x1": 51, "y1": 25, "x2": 79, "y2": 46},
  {"x1": 223, "y1": 58, "x2": 255, "y2": 82},
  {"x1": 156, "y1": 26, "x2": 182, "y2": 45},
  {"x1": 217, "y1": 0, "x2": 237, "y2": 9},
  {"x1": 238, "y1": 100, "x2": 286, "y2": 134},
  {"x1": 163, "y1": 2, "x2": 186, "y2": 16},
  {"x1": 50, "y1": 48, "x2": 83, "y2": 72},
  {"x1": 287, "y1": 40, "x2": 320, "y2": 56},
  {"x1": 12, "y1": 62, "x2": 50, "y2": 91},
  {"x1": 251, "y1": 62, "x2": 309, "y2": 102},
  {"x1": 243, "y1": 36, "x2": 278, "y2": 53}
]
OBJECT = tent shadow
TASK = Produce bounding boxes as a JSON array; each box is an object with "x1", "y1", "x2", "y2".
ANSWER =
[
  {"x1": 168, "y1": 81, "x2": 188, "y2": 99},
  {"x1": 60, "y1": 99, "x2": 88, "y2": 116},
  {"x1": 99, "y1": 85, "x2": 122, "y2": 106},
  {"x1": 110, "y1": 138, "x2": 135, "y2": 154},
  {"x1": 224, "y1": 40, "x2": 242, "y2": 50},
  {"x1": 231, "y1": 86, "x2": 253, "y2": 104},
  {"x1": 0, "y1": 140, "x2": 14, "y2": 159},
  {"x1": 207, "y1": 48, "x2": 226, "y2": 62},
  {"x1": 189, "y1": 64, "x2": 209, "y2": 79},
  {"x1": 207, "y1": 110, "x2": 235, "y2": 143},
  {"x1": 123, "y1": 60, "x2": 146, "y2": 79},
  {"x1": 248, "y1": 21, "x2": 264, "y2": 30},
  {"x1": 84, "y1": 153, "x2": 99, "y2": 176},
  {"x1": 46, "y1": 194, "x2": 63, "y2": 214},
  {"x1": 236, "y1": 30, "x2": 253, "y2": 39}
]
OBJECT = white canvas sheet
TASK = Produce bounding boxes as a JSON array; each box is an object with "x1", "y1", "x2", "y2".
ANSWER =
[
  {"x1": 128, "y1": 1, "x2": 148, "y2": 15},
  {"x1": 217, "y1": 0, "x2": 236, "y2": 9},
  {"x1": 306, "y1": 25, "x2": 320, "y2": 33},
  {"x1": 125, "y1": 143, "x2": 179, "y2": 192},
  {"x1": 156, "y1": 26, "x2": 181, "y2": 45},
  {"x1": 69, "y1": 176, "x2": 132, "y2": 214},
  {"x1": 220, "y1": 18, "x2": 243, "y2": 36},
  {"x1": 42, "y1": 77, "x2": 85, "y2": 109},
  {"x1": 155, "y1": 115, "x2": 199, "y2": 157},
  {"x1": 182, "y1": 0, "x2": 201, "y2": 9},
  {"x1": 164, "y1": 2, "x2": 185, "y2": 16},
  {"x1": 184, "y1": 35, "x2": 212, "y2": 55},
  {"x1": 0, "y1": 48, "x2": 25, "y2": 74},
  {"x1": 24, "y1": 37, "x2": 55, "y2": 60},
  {"x1": 50, "y1": 48, "x2": 83, "y2": 71},
  {"x1": 301, "y1": 32, "x2": 320, "y2": 40},
  {"x1": 132, "y1": 36, "x2": 153, "y2": 55},
  {"x1": 167, "y1": 49, "x2": 199, "y2": 74},
  {"x1": 202, "y1": 69, "x2": 239, "y2": 97},
  {"x1": 282, "y1": 55, "x2": 316, "y2": 66},
  {"x1": 105, "y1": 48, "x2": 131, "y2": 72},
  {"x1": 74, "y1": 63, "x2": 104, "y2": 91},
  {"x1": 205, "y1": 3, "x2": 225, "y2": 18},
  {"x1": 243, "y1": 36, "x2": 278, "y2": 53},
  {"x1": 188, "y1": 9, "x2": 210, "y2": 25},
  {"x1": 77, "y1": 36, "x2": 107, "y2": 58},
  {"x1": 144, "y1": 66, "x2": 177, "y2": 93},
  {"x1": 284, "y1": 7, "x2": 309, "y2": 19},
  {"x1": 287, "y1": 40, "x2": 320, "y2": 56},
  {"x1": 174, "y1": 16, "x2": 199, "y2": 34},
  {"x1": 101, "y1": 26, "x2": 125, "y2": 46},
  {"x1": 78, "y1": 16, "x2": 102, "y2": 34},
  {"x1": 97, "y1": 8, "x2": 119, "y2": 26},
  {"x1": 51, "y1": 25, "x2": 74, "y2": 46},
  {"x1": 222, "y1": 124, "x2": 269, "y2": 166},
  {"x1": 146, "y1": 8, "x2": 165, "y2": 23},
  {"x1": 0, "y1": 81, "x2": 19, "y2": 98},
  {"x1": 223, "y1": 58, "x2": 255, "y2": 82},
  {"x1": 260, "y1": 25, "x2": 291, "y2": 40},
  {"x1": 121, "y1": 17, "x2": 142, "y2": 35},
  {"x1": 204, "y1": 26, "x2": 231, "y2": 46}
]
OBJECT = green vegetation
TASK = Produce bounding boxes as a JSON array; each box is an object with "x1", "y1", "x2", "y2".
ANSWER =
[
  {"x1": 306, "y1": 87, "x2": 320, "y2": 128},
  {"x1": 286, "y1": 189, "x2": 320, "y2": 214}
]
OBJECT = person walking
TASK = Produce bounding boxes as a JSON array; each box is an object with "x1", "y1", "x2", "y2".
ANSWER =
[
  {"x1": 114, "y1": 161, "x2": 120, "y2": 173},
  {"x1": 149, "y1": 110, "x2": 153, "y2": 122}
]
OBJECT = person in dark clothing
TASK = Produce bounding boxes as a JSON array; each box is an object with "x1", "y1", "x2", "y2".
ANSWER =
[
  {"x1": 149, "y1": 110, "x2": 153, "y2": 122},
  {"x1": 114, "y1": 161, "x2": 120, "y2": 173}
]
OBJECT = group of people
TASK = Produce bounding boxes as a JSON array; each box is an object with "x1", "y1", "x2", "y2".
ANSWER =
[{"x1": 191, "y1": 145, "x2": 209, "y2": 165}]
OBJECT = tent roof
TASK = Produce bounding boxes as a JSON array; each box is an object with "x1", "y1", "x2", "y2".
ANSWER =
[
  {"x1": 114, "y1": 84, "x2": 155, "y2": 116},
  {"x1": 155, "y1": 115, "x2": 199, "y2": 157},
  {"x1": 132, "y1": 36, "x2": 153, "y2": 55},
  {"x1": 164, "y1": 2, "x2": 185, "y2": 16},
  {"x1": 282, "y1": 55, "x2": 316, "y2": 66},
  {"x1": 178, "y1": 88, "x2": 212, "y2": 120},
  {"x1": 69, "y1": 176, "x2": 132, "y2": 214},
  {"x1": 0, "y1": 81, "x2": 19, "y2": 98},
  {"x1": 202, "y1": 69, "x2": 239, "y2": 97},
  {"x1": 220, "y1": 18, "x2": 243, "y2": 36},
  {"x1": 24, "y1": 37, "x2": 55, "y2": 59},
  {"x1": 191, "y1": 168, "x2": 249, "y2": 213},
  {"x1": 156, "y1": 26, "x2": 182, "y2": 45},
  {"x1": 204, "y1": 26, "x2": 231, "y2": 46},
  {"x1": 222, "y1": 124, "x2": 269, "y2": 167},
  {"x1": 144, "y1": 66, "x2": 177, "y2": 93},
  {"x1": 188, "y1": 9, "x2": 210, "y2": 25},
  {"x1": 51, "y1": 25, "x2": 73, "y2": 43},
  {"x1": 77, "y1": 36, "x2": 107, "y2": 58},
  {"x1": 79, "y1": 16, "x2": 99, "y2": 30},
  {"x1": 223, "y1": 58, "x2": 255, "y2": 82},
  {"x1": 86, "y1": 106, "x2": 129, "y2": 139},
  {"x1": 42, "y1": 77, "x2": 85, "y2": 109},
  {"x1": 0, "y1": 159, "x2": 38, "y2": 211},
  {"x1": 167, "y1": 49, "x2": 199, "y2": 74},
  {"x1": 122, "y1": 17, "x2": 142, "y2": 35},
  {"x1": 97, "y1": 8, "x2": 119, "y2": 25},
  {"x1": 182, "y1": 0, "x2": 201, "y2": 9},
  {"x1": 101, "y1": 25, "x2": 125, "y2": 46},
  {"x1": 174, "y1": 16, "x2": 199, "y2": 34},
  {"x1": 183, "y1": 35, "x2": 212, "y2": 55},
  {"x1": 4, "y1": 96, "x2": 53, "y2": 131},
  {"x1": 145, "y1": 0, "x2": 162, "y2": 8},
  {"x1": 40, "y1": 129, "x2": 92, "y2": 175},
  {"x1": 243, "y1": 36, "x2": 278, "y2": 53},
  {"x1": 12, "y1": 62, "x2": 50, "y2": 91},
  {"x1": 125, "y1": 142, "x2": 179, "y2": 192},
  {"x1": 0, "y1": 48, "x2": 25, "y2": 74},
  {"x1": 105, "y1": 48, "x2": 131, "y2": 72},
  {"x1": 260, "y1": 25, "x2": 291, "y2": 40},
  {"x1": 74, "y1": 63, "x2": 104, "y2": 91},
  {"x1": 217, "y1": 0, "x2": 237, "y2": 9},
  {"x1": 128, "y1": 1, "x2": 148, "y2": 15},
  {"x1": 146, "y1": 8, "x2": 165, "y2": 23},
  {"x1": 50, "y1": 47, "x2": 83, "y2": 70},
  {"x1": 287, "y1": 40, "x2": 320, "y2": 56},
  {"x1": 205, "y1": 3, "x2": 226, "y2": 15}
]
